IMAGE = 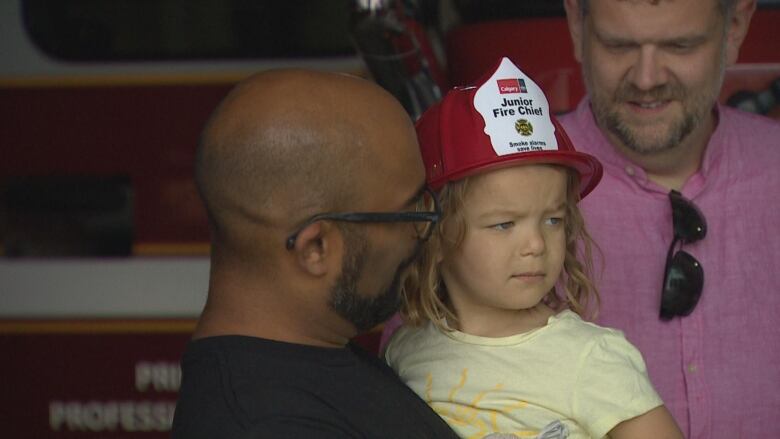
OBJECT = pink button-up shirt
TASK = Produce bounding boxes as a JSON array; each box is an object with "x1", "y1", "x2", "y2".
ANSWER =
[{"x1": 558, "y1": 99, "x2": 780, "y2": 437}]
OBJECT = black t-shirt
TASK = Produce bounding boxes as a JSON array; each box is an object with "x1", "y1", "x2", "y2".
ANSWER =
[{"x1": 172, "y1": 335, "x2": 459, "y2": 439}]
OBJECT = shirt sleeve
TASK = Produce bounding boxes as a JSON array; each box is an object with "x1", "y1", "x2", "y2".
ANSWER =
[
  {"x1": 383, "y1": 324, "x2": 409, "y2": 371},
  {"x1": 572, "y1": 331, "x2": 664, "y2": 438}
]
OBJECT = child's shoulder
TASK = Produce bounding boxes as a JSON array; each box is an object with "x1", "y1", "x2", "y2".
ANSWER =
[
  {"x1": 550, "y1": 310, "x2": 648, "y2": 367},
  {"x1": 548, "y1": 310, "x2": 629, "y2": 347},
  {"x1": 384, "y1": 321, "x2": 445, "y2": 359}
]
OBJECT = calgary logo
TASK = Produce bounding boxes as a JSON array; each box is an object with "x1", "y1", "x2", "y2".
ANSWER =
[
  {"x1": 515, "y1": 119, "x2": 533, "y2": 136},
  {"x1": 497, "y1": 78, "x2": 527, "y2": 94}
]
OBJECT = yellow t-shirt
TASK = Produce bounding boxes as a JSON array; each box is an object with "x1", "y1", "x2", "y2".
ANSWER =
[{"x1": 385, "y1": 310, "x2": 663, "y2": 439}]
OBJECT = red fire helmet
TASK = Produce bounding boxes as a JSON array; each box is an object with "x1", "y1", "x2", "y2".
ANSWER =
[{"x1": 416, "y1": 57, "x2": 602, "y2": 198}]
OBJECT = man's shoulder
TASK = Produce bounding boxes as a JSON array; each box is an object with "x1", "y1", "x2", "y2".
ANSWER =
[
  {"x1": 174, "y1": 335, "x2": 459, "y2": 439},
  {"x1": 556, "y1": 100, "x2": 603, "y2": 155},
  {"x1": 556, "y1": 105, "x2": 588, "y2": 134},
  {"x1": 720, "y1": 105, "x2": 780, "y2": 134},
  {"x1": 174, "y1": 336, "x2": 359, "y2": 437},
  {"x1": 715, "y1": 106, "x2": 780, "y2": 167}
]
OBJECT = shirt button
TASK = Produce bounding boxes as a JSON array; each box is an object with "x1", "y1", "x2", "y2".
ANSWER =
[
  {"x1": 625, "y1": 166, "x2": 635, "y2": 176},
  {"x1": 687, "y1": 364, "x2": 697, "y2": 373}
]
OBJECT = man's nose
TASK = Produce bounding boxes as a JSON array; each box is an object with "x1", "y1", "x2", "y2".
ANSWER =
[{"x1": 629, "y1": 45, "x2": 668, "y2": 91}]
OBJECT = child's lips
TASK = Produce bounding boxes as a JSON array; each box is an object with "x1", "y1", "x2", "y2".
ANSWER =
[{"x1": 511, "y1": 271, "x2": 545, "y2": 279}]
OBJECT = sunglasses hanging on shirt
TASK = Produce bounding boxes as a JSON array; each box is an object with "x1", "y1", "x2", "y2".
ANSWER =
[{"x1": 660, "y1": 190, "x2": 707, "y2": 320}]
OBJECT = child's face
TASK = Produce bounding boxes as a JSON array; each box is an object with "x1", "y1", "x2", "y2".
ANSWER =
[{"x1": 439, "y1": 164, "x2": 568, "y2": 333}]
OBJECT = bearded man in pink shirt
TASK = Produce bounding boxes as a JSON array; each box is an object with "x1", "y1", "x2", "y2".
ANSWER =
[{"x1": 559, "y1": 0, "x2": 780, "y2": 437}]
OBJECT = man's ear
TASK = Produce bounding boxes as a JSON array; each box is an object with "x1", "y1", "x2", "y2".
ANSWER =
[
  {"x1": 291, "y1": 221, "x2": 340, "y2": 277},
  {"x1": 724, "y1": 0, "x2": 757, "y2": 66},
  {"x1": 563, "y1": 0, "x2": 585, "y2": 63}
]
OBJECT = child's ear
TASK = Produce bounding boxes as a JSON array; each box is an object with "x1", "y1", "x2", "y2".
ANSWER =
[{"x1": 291, "y1": 221, "x2": 338, "y2": 277}]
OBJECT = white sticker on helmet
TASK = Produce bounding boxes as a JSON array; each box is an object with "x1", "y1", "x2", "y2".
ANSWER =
[{"x1": 473, "y1": 57, "x2": 558, "y2": 155}]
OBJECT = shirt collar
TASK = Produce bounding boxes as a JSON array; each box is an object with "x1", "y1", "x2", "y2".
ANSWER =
[{"x1": 572, "y1": 98, "x2": 725, "y2": 194}]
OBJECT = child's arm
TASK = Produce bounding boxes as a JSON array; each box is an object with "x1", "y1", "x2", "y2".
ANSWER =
[{"x1": 607, "y1": 405, "x2": 683, "y2": 439}]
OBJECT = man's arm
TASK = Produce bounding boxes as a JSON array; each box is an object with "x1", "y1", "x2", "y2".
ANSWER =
[{"x1": 241, "y1": 417, "x2": 360, "y2": 439}]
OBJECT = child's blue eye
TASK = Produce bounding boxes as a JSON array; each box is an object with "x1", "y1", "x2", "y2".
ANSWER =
[
  {"x1": 491, "y1": 221, "x2": 514, "y2": 231},
  {"x1": 545, "y1": 217, "x2": 564, "y2": 226}
]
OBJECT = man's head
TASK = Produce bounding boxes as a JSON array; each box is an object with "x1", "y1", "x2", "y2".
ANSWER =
[
  {"x1": 575, "y1": 0, "x2": 739, "y2": 16},
  {"x1": 564, "y1": 0, "x2": 755, "y2": 157},
  {"x1": 195, "y1": 69, "x2": 428, "y2": 341}
]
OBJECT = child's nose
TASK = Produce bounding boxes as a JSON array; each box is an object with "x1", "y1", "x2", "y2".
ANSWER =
[{"x1": 517, "y1": 226, "x2": 546, "y2": 256}]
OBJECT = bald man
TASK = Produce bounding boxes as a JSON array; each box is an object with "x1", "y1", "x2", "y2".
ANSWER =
[{"x1": 171, "y1": 70, "x2": 458, "y2": 438}]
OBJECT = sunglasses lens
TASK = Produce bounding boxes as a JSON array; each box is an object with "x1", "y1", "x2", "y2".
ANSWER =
[
  {"x1": 670, "y1": 191, "x2": 707, "y2": 242},
  {"x1": 660, "y1": 250, "x2": 704, "y2": 320}
]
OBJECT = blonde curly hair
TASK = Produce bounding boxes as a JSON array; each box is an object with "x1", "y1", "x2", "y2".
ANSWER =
[{"x1": 400, "y1": 166, "x2": 599, "y2": 331}]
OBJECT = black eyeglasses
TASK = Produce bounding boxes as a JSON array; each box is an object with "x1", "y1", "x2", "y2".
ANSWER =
[
  {"x1": 660, "y1": 190, "x2": 707, "y2": 320},
  {"x1": 285, "y1": 187, "x2": 441, "y2": 250}
]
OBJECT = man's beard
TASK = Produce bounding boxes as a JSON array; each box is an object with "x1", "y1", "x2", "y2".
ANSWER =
[
  {"x1": 585, "y1": 53, "x2": 724, "y2": 156},
  {"x1": 329, "y1": 228, "x2": 421, "y2": 332}
]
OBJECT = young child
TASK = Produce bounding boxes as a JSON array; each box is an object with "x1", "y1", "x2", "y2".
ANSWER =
[{"x1": 385, "y1": 58, "x2": 683, "y2": 439}]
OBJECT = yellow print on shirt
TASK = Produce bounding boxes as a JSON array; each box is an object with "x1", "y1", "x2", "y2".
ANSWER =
[{"x1": 424, "y1": 368, "x2": 544, "y2": 439}]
